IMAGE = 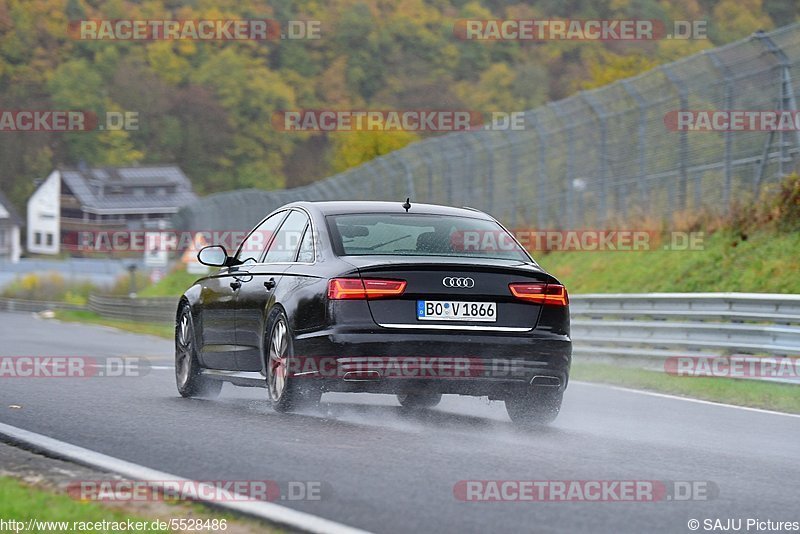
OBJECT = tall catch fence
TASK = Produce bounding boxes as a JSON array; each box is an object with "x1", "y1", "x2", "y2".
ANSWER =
[{"x1": 175, "y1": 24, "x2": 800, "y2": 233}]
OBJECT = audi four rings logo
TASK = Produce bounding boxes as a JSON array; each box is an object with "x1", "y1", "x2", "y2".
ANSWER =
[{"x1": 443, "y1": 277, "x2": 475, "y2": 288}]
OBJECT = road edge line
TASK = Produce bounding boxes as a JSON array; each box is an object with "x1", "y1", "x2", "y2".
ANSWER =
[
  {"x1": 572, "y1": 380, "x2": 800, "y2": 418},
  {"x1": 0, "y1": 422, "x2": 373, "y2": 534}
]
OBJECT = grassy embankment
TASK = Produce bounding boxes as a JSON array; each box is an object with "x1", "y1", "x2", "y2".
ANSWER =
[{"x1": 539, "y1": 174, "x2": 800, "y2": 411}]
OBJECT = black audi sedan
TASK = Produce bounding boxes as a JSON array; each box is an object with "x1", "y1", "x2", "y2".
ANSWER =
[{"x1": 175, "y1": 201, "x2": 571, "y2": 425}]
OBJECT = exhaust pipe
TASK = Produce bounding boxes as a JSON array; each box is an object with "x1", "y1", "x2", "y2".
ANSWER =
[
  {"x1": 530, "y1": 375, "x2": 560, "y2": 387},
  {"x1": 342, "y1": 370, "x2": 382, "y2": 382}
]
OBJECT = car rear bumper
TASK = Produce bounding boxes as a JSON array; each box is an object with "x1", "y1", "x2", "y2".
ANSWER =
[{"x1": 291, "y1": 327, "x2": 571, "y2": 398}]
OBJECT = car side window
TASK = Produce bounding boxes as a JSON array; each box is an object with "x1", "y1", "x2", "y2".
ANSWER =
[
  {"x1": 295, "y1": 223, "x2": 315, "y2": 263},
  {"x1": 264, "y1": 210, "x2": 309, "y2": 263},
  {"x1": 236, "y1": 211, "x2": 286, "y2": 264}
]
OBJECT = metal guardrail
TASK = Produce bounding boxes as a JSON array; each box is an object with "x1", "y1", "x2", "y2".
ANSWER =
[
  {"x1": 87, "y1": 294, "x2": 177, "y2": 323},
  {"x1": 85, "y1": 292, "x2": 800, "y2": 362},
  {"x1": 3, "y1": 292, "x2": 798, "y2": 384},
  {"x1": 0, "y1": 294, "x2": 176, "y2": 323},
  {"x1": 570, "y1": 293, "x2": 800, "y2": 364},
  {"x1": 0, "y1": 297, "x2": 86, "y2": 313}
]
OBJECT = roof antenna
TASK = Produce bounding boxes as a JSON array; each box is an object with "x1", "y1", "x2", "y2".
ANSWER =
[{"x1": 402, "y1": 197, "x2": 411, "y2": 212}]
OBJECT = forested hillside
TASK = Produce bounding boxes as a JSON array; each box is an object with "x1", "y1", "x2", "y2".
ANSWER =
[{"x1": 0, "y1": 0, "x2": 795, "y2": 211}]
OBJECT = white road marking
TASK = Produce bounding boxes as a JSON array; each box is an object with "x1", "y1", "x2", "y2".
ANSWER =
[
  {"x1": 573, "y1": 381, "x2": 800, "y2": 419},
  {"x1": 0, "y1": 422, "x2": 373, "y2": 534}
]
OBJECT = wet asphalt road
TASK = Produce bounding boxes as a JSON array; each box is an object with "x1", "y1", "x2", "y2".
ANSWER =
[{"x1": 1, "y1": 311, "x2": 798, "y2": 533}]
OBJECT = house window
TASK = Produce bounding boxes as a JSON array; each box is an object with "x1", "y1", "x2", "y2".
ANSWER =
[
  {"x1": 0, "y1": 230, "x2": 6, "y2": 248},
  {"x1": 34, "y1": 232, "x2": 42, "y2": 245},
  {"x1": 46, "y1": 233, "x2": 54, "y2": 247}
]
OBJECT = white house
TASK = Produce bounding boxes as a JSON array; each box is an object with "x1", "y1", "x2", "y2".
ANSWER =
[
  {"x1": 27, "y1": 165, "x2": 197, "y2": 255},
  {"x1": 0, "y1": 190, "x2": 22, "y2": 263},
  {"x1": 26, "y1": 169, "x2": 61, "y2": 255}
]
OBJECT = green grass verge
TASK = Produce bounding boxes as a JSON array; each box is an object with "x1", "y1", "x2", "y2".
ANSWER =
[
  {"x1": 537, "y1": 230, "x2": 800, "y2": 293},
  {"x1": 0, "y1": 476, "x2": 169, "y2": 532},
  {"x1": 0, "y1": 476, "x2": 282, "y2": 533},
  {"x1": 572, "y1": 362, "x2": 800, "y2": 414},
  {"x1": 138, "y1": 270, "x2": 202, "y2": 298},
  {"x1": 54, "y1": 310, "x2": 173, "y2": 339}
]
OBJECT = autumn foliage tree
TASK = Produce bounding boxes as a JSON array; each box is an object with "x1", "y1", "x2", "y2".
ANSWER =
[{"x1": 0, "y1": 0, "x2": 796, "y2": 211}]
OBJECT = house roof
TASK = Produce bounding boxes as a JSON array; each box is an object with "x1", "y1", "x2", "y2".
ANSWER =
[
  {"x1": 58, "y1": 165, "x2": 197, "y2": 214},
  {"x1": 0, "y1": 190, "x2": 22, "y2": 226}
]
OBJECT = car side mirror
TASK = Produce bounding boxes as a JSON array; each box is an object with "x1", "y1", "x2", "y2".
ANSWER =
[{"x1": 197, "y1": 245, "x2": 231, "y2": 267}]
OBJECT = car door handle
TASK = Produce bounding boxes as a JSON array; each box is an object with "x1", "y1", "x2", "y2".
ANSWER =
[
  {"x1": 264, "y1": 278, "x2": 276, "y2": 290},
  {"x1": 230, "y1": 281, "x2": 241, "y2": 290}
]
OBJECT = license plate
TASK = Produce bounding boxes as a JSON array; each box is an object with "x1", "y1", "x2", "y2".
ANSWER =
[{"x1": 416, "y1": 300, "x2": 497, "y2": 322}]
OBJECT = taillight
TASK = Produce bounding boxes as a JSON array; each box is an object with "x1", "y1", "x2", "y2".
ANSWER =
[
  {"x1": 509, "y1": 282, "x2": 569, "y2": 306},
  {"x1": 328, "y1": 278, "x2": 407, "y2": 300}
]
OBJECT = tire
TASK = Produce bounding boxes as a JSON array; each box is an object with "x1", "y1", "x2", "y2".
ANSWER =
[
  {"x1": 397, "y1": 392, "x2": 442, "y2": 409},
  {"x1": 265, "y1": 309, "x2": 321, "y2": 412},
  {"x1": 505, "y1": 389, "x2": 563, "y2": 426},
  {"x1": 175, "y1": 304, "x2": 222, "y2": 399}
]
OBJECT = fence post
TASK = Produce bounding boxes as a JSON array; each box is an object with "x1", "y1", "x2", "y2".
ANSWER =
[
  {"x1": 367, "y1": 162, "x2": 381, "y2": 199},
  {"x1": 548, "y1": 102, "x2": 576, "y2": 228},
  {"x1": 420, "y1": 144, "x2": 435, "y2": 203},
  {"x1": 583, "y1": 92, "x2": 612, "y2": 224},
  {"x1": 379, "y1": 155, "x2": 397, "y2": 199},
  {"x1": 529, "y1": 111, "x2": 548, "y2": 228},
  {"x1": 621, "y1": 80, "x2": 649, "y2": 211},
  {"x1": 661, "y1": 65, "x2": 689, "y2": 212},
  {"x1": 753, "y1": 30, "x2": 800, "y2": 182},
  {"x1": 463, "y1": 136, "x2": 476, "y2": 208},
  {"x1": 503, "y1": 129, "x2": 520, "y2": 225},
  {"x1": 392, "y1": 152, "x2": 416, "y2": 200},
  {"x1": 705, "y1": 50, "x2": 735, "y2": 207},
  {"x1": 443, "y1": 141, "x2": 457, "y2": 206},
  {"x1": 474, "y1": 134, "x2": 495, "y2": 214}
]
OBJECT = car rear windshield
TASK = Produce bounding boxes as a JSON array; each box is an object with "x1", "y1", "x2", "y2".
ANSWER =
[{"x1": 327, "y1": 213, "x2": 531, "y2": 262}]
